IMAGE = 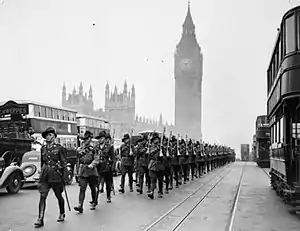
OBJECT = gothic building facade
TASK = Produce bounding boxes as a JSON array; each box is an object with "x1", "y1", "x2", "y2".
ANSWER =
[
  {"x1": 174, "y1": 3, "x2": 203, "y2": 140},
  {"x1": 61, "y1": 81, "x2": 173, "y2": 139}
]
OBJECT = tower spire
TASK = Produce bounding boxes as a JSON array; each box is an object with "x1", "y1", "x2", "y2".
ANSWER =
[{"x1": 182, "y1": 1, "x2": 195, "y2": 35}]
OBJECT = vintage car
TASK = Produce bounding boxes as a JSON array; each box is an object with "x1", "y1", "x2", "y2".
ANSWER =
[
  {"x1": 0, "y1": 151, "x2": 25, "y2": 194},
  {"x1": 20, "y1": 150, "x2": 41, "y2": 187}
]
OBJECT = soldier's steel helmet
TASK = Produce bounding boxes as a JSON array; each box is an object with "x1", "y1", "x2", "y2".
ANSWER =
[{"x1": 42, "y1": 126, "x2": 57, "y2": 139}]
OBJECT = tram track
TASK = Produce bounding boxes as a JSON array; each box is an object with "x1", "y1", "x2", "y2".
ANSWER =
[
  {"x1": 226, "y1": 162, "x2": 247, "y2": 231},
  {"x1": 142, "y1": 164, "x2": 235, "y2": 231},
  {"x1": 142, "y1": 162, "x2": 247, "y2": 231}
]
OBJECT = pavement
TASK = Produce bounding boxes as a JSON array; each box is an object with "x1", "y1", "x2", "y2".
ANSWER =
[
  {"x1": 0, "y1": 165, "x2": 228, "y2": 231},
  {"x1": 232, "y1": 163, "x2": 300, "y2": 231}
]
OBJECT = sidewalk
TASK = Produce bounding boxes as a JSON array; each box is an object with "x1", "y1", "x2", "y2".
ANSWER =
[{"x1": 233, "y1": 162, "x2": 300, "y2": 231}]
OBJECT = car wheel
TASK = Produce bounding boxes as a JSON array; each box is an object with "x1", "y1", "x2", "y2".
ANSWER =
[{"x1": 6, "y1": 172, "x2": 22, "y2": 194}]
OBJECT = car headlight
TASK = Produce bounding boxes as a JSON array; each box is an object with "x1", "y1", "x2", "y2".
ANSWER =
[{"x1": 22, "y1": 165, "x2": 37, "y2": 178}]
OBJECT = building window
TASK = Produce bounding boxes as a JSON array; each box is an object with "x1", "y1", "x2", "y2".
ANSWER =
[
  {"x1": 285, "y1": 15, "x2": 296, "y2": 54},
  {"x1": 280, "y1": 117, "x2": 284, "y2": 143},
  {"x1": 297, "y1": 11, "x2": 300, "y2": 50}
]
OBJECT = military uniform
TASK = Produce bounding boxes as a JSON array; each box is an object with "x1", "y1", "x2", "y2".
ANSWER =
[
  {"x1": 162, "y1": 137, "x2": 171, "y2": 193},
  {"x1": 148, "y1": 132, "x2": 165, "y2": 199},
  {"x1": 195, "y1": 141, "x2": 205, "y2": 177},
  {"x1": 74, "y1": 131, "x2": 99, "y2": 213},
  {"x1": 187, "y1": 139, "x2": 196, "y2": 180},
  {"x1": 94, "y1": 131, "x2": 115, "y2": 203},
  {"x1": 179, "y1": 139, "x2": 189, "y2": 184},
  {"x1": 170, "y1": 136, "x2": 181, "y2": 188},
  {"x1": 34, "y1": 127, "x2": 67, "y2": 228},
  {"x1": 135, "y1": 135, "x2": 150, "y2": 194},
  {"x1": 119, "y1": 133, "x2": 134, "y2": 193}
]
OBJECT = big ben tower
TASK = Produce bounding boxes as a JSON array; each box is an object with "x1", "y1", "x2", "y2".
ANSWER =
[{"x1": 174, "y1": 2, "x2": 203, "y2": 140}]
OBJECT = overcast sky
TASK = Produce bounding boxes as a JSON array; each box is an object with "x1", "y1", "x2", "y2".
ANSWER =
[{"x1": 0, "y1": 0, "x2": 297, "y2": 156}]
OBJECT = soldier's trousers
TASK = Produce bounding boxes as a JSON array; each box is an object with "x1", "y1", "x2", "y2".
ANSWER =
[
  {"x1": 171, "y1": 165, "x2": 180, "y2": 187},
  {"x1": 207, "y1": 161, "x2": 211, "y2": 172},
  {"x1": 99, "y1": 175, "x2": 105, "y2": 190},
  {"x1": 120, "y1": 165, "x2": 134, "y2": 189},
  {"x1": 78, "y1": 176, "x2": 98, "y2": 205},
  {"x1": 164, "y1": 166, "x2": 171, "y2": 190},
  {"x1": 138, "y1": 166, "x2": 150, "y2": 192},
  {"x1": 149, "y1": 170, "x2": 164, "y2": 193},
  {"x1": 189, "y1": 162, "x2": 196, "y2": 179},
  {"x1": 196, "y1": 161, "x2": 204, "y2": 176},
  {"x1": 38, "y1": 181, "x2": 65, "y2": 218},
  {"x1": 180, "y1": 164, "x2": 188, "y2": 182},
  {"x1": 98, "y1": 171, "x2": 113, "y2": 199}
]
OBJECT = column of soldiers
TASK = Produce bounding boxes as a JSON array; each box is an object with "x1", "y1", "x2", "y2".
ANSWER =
[
  {"x1": 121, "y1": 128, "x2": 236, "y2": 199},
  {"x1": 34, "y1": 126, "x2": 235, "y2": 228}
]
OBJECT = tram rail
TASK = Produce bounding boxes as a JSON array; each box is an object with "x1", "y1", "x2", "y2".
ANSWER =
[{"x1": 143, "y1": 162, "x2": 247, "y2": 231}]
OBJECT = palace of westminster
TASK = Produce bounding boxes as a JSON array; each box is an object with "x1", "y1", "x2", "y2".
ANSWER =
[{"x1": 61, "y1": 3, "x2": 203, "y2": 140}]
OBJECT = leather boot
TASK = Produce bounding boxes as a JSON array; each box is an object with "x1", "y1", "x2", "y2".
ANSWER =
[
  {"x1": 34, "y1": 199, "x2": 46, "y2": 228},
  {"x1": 147, "y1": 191, "x2": 154, "y2": 199},
  {"x1": 57, "y1": 214, "x2": 65, "y2": 222},
  {"x1": 74, "y1": 204, "x2": 83, "y2": 213}
]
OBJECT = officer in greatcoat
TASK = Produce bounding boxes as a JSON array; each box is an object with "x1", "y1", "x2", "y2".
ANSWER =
[
  {"x1": 34, "y1": 127, "x2": 67, "y2": 228},
  {"x1": 94, "y1": 131, "x2": 115, "y2": 203},
  {"x1": 148, "y1": 132, "x2": 165, "y2": 199},
  {"x1": 74, "y1": 131, "x2": 99, "y2": 213},
  {"x1": 119, "y1": 133, "x2": 134, "y2": 193}
]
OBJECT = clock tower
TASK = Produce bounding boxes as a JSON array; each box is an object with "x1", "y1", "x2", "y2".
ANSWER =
[{"x1": 174, "y1": 2, "x2": 203, "y2": 140}]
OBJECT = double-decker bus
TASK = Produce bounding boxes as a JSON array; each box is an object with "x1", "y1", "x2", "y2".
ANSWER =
[
  {"x1": 0, "y1": 100, "x2": 78, "y2": 166},
  {"x1": 267, "y1": 6, "x2": 300, "y2": 204},
  {"x1": 255, "y1": 115, "x2": 271, "y2": 168}
]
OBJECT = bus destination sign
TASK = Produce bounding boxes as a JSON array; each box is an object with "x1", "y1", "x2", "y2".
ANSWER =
[{"x1": 0, "y1": 101, "x2": 29, "y2": 116}]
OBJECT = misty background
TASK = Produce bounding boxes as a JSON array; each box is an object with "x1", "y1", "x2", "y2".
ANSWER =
[{"x1": 0, "y1": 0, "x2": 297, "y2": 157}]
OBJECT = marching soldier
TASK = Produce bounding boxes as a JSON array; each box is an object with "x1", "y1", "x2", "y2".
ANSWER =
[
  {"x1": 74, "y1": 131, "x2": 99, "y2": 213},
  {"x1": 187, "y1": 139, "x2": 196, "y2": 180},
  {"x1": 170, "y1": 135, "x2": 180, "y2": 188},
  {"x1": 179, "y1": 139, "x2": 188, "y2": 184},
  {"x1": 195, "y1": 141, "x2": 204, "y2": 177},
  {"x1": 94, "y1": 131, "x2": 115, "y2": 203},
  {"x1": 119, "y1": 133, "x2": 134, "y2": 193},
  {"x1": 148, "y1": 132, "x2": 165, "y2": 199},
  {"x1": 34, "y1": 127, "x2": 67, "y2": 228},
  {"x1": 135, "y1": 134, "x2": 150, "y2": 194},
  {"x1": 205, "y1": 143, "x2": 211, "y2": 173},
  {"x1": 134, "y1": 140, "x2": 140, "y2": 188},
  {"x1": 162, "y1": 136, "x2": 171, "y2": 193},
  {"x1": 105, "y1": 133, "x2": 116, "y2": 195}
]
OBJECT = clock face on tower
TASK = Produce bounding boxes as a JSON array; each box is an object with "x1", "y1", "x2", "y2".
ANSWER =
[{"x1": 180, "y1": 58, "x2": 192, "y2": 71}]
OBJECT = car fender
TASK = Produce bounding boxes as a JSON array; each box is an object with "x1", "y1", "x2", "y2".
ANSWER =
[{"x1": 0, "y1": 166, "x2": 24, "y2": 188}]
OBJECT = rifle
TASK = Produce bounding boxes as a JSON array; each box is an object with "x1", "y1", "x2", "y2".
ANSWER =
[{"x1": 111, "y1": 129, "x2": 116, "y2": 195}]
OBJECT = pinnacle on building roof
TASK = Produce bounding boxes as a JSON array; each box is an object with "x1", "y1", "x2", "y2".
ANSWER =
[{"x1": 89, "y1": 85, "x2": 93, "y2": 97}]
